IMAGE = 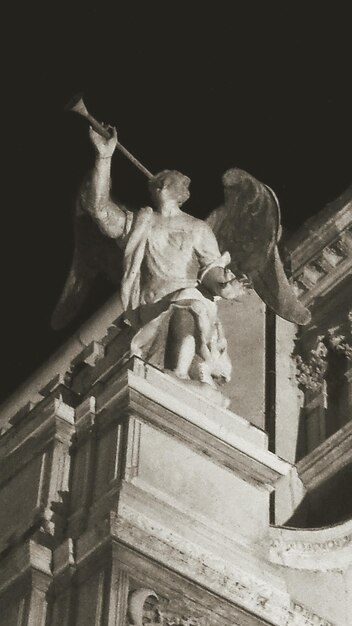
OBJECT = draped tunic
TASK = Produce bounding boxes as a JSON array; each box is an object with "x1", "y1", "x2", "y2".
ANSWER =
[{"x1": 89, "y1": 200, "x2": 230, "y2": 365}]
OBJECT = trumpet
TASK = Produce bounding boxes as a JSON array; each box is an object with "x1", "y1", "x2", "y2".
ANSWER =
[{"x1": 65, "y1": 94, "x2": 153, "y2": 179}]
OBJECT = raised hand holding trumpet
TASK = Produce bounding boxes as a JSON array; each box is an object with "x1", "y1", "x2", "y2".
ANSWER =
[{"x1": 66, "y1": 93, "x2": 153, "y2": 178}]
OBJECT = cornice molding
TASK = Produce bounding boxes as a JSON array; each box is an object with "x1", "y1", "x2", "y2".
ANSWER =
[
  {"x1": 0, "y1": 293, "x2": 124, "y2": 432},
  {"x1": 269, "y1": 518, "x2": 352, "y2": 572},
  {"x1": 296, "y1": 419, "x2": 352, "y2": 492},
  {"x1": 73, "y1": 513, "x2": 336, "y2": 626},
  {"x1": 92, "y1": 359, "x2": 291, "y2": 490},
  {"x1": 293, "y1": 226, "x2": 352, "y2": 305},
  {"x1": 287, "y1": 187, "x2": 352, "y2": 305},
  {"x1": 288, "y1": 186, "x2": 352, "y2": 270}
]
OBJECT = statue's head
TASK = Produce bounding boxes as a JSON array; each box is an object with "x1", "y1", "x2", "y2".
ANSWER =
[{"x1": 149, "y1": 170, "x2": 191, "y2": 208}]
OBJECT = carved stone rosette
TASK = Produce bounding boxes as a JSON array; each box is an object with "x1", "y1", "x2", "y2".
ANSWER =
[{"x1": 128, "y1": 589, "x2": 207, "y2": 626}]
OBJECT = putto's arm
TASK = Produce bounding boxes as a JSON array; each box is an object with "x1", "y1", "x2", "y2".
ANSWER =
[{"x1": 79, "y1": 127, "x2": 132, "y2": 241}]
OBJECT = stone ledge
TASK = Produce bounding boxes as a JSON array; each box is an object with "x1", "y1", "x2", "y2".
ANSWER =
[
  {"x1": 95, "y1": 359, "x2": 292, "y2": 489},
  {"x1": 288, "y1": 186, "x2": 352, "y2": 274},
  {"x1": 73, "y1": 512, "x2": 334, "y2": 626},
  {"x1": 0, "y1": 540, "x2": 52, "y2": 595},
  {"x1": 0, "y1": 397, "x2": 74, "y2": 486},
  {"x1": 286, "y1": 186, "x2": 352, "y2": 305},
  {"x1": 0, "y1": 293, "x2": 124, "y2": 432},
  {"x1": 118, "y1": 478, "x2": 268, "y2": 569},
  {"x1": 296, "y1": 420, "x2": 352, "y2": 491},
  {"x1": 269, "y1": 518, "x2": 352, "y2": 571}
]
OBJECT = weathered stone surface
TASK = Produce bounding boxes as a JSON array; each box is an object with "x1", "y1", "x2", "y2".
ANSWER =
[
  {"x1": 0, "y1": 395, "x2": 75, "y2": 555},
  {"x1": 0, "y1": 352, "x2": 343, "y2": 626},
  {"x1": 218, "y1": 291, "x2": 266, "y2": 428},
  {"x1": 2, "y1": 171, "x2": 351, "y2": 626}
]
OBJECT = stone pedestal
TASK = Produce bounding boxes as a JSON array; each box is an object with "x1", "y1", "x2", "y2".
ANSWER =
[
  {"x1": 58, "y1": 357, "x2": 299, "y2": 626},
  {"x1": 0, "y1": 350, "x2": 340, "y2": 626}
]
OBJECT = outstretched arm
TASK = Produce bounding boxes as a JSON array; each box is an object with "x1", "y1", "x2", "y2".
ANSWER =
[{"x1": 79, "y1": 127, "x2": 132, "y2": 241}]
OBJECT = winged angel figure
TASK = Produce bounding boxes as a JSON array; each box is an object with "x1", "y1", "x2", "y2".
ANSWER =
[{"x1": 52, "y1": 124, "x2": 310, "y2": 404}]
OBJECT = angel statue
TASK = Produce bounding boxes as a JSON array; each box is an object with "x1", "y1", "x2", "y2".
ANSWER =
[{"x1": 52, "y1": 107, "x2": 310, "y2": 405}]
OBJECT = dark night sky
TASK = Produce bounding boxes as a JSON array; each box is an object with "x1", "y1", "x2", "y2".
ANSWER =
[{"x1": 1, "y1": 4, "x2": 351, "y2": 402}]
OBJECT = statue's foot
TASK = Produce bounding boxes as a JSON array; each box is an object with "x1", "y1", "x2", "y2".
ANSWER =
[{"x1": 164, "y1": 368, "x2": 190, "y2": 380}]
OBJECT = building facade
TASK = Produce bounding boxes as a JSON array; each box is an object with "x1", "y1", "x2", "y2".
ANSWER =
[{"x1": 0, "y1": 185, "x2": 351, "y2": 625}]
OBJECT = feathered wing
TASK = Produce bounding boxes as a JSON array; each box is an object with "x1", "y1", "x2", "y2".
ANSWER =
[
  {"x1": 206, "y1": 168, "x2": 311, "y2": 325},
  {"x1": 51, "y1": 248, "x2": 92, "y2": 331},
  {"x1": 51, "y1": 210, "x2": 124, "y2": 330}
]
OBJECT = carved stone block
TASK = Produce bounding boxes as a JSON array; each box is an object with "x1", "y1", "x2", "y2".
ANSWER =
[{"x1": 0, "y1": 396, "x2": 75, "y2": 554}]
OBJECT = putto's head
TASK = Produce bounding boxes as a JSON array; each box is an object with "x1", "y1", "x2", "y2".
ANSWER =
[{"x1": 149, "y1": 170, "x2": 191, "y2": 209}]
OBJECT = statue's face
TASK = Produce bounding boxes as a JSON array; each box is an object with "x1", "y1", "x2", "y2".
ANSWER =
[
  {"x1": 168, "y1": 181, "x2": 190, "y2": 206},
  {"x1": 151, "y1": 182, "x2": 190, "y2": 209}
]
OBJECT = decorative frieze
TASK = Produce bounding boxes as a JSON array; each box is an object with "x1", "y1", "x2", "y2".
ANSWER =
[
  {"x1": 289, "y1": 602, "x2": 334, "y2": 626},
  {"x1": 140, "y1": 595, "x2": 208, "y2": 626},
  {"x1": 270, "y1": 533, "x2": 352, "y2": 555},
  {"x1": 289, "y1": 193, "x2": 352, "y2": 304},
  {"x1": 129, "y1": 584, "x2": 275, "y2": 626},
  {"x1": 269, "y1": 517, "x2": 352, "y2": 576},
  {"x1": 126, "y1": 581, "x2": 335, "y2": 626}
]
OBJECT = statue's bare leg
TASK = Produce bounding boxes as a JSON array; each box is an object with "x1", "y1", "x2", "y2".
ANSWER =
[{"x1": 166, "y1": 309, "x2": 196, "y2": 378}]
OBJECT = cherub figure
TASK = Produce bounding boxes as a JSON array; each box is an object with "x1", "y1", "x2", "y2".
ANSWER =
[{"x1": 52, "y1": 123, "x2": 310, "y2": 401}]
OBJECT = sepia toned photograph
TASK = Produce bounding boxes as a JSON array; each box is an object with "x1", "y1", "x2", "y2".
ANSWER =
[{"x1": 0, "y1": 5, "x2": 351, "y2": 625}]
